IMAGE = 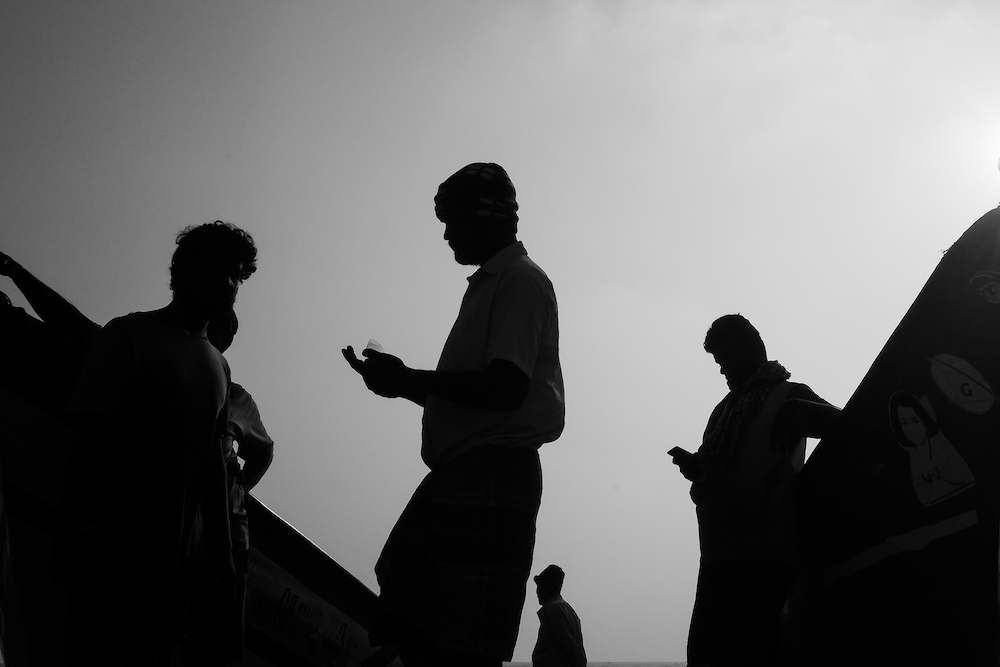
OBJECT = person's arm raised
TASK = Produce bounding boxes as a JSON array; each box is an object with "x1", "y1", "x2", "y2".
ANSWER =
[{"x1": 1, "y1": 251, "x2": 100, "y2": 346}]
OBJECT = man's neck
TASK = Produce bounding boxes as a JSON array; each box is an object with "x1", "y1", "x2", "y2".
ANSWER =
[{"x1": 154, "y1": 300, "x2": 210, "y2": 336}]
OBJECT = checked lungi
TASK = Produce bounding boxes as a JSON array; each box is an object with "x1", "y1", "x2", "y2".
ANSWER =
[{"x1": 372, "y1": 447, "x2": 542, "y2": 661}]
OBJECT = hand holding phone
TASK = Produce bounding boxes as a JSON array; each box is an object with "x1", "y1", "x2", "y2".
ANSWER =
[
  {"x1": 668, "y1": 446, "x2": 700, "y2": 481},
  {"x1": 668, "y1": 446, "x2": 692, "y2": 459}
]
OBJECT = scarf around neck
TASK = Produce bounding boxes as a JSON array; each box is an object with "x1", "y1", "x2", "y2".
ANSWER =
[{"x1": 696, "y1": 360, "x2": 791, "y2": 478}]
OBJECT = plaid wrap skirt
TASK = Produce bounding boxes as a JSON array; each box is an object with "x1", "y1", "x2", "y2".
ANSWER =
[{"x1": 373, "y1": 447, "x2": 542, "y2": 660}]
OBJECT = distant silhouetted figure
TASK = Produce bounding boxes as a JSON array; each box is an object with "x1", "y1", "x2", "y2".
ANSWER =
[
  {"x1": 670, "y1": 314, "x2": 840, "y2": 667},
  {"x1": 531, "y1": 564, "x2": 587, "y2": 667},
  {"x1": 60, "y1": 221, "x2": 257, "y2": 666},
  {"x1": 343, "y1": 162, "x2": 564, "y2": 667}
]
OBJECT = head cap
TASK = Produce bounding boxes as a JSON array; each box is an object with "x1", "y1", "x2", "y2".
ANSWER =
[
  {"x1": 533, "y1": 564, "x2": 565, "y2": 589},
  {"x1": 434, "y1": 162, "x2": 519, "y2": 228}
]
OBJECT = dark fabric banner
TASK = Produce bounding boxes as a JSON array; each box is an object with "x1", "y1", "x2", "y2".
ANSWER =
[{"x1": 785, "y1": 207, "x2": 1000, "y2": 665}]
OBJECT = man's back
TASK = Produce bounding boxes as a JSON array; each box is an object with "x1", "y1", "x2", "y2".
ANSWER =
[
  {"x1": 532, "y1": 594, "x2": 586, "y2": 667},
  {"x1": 69, "y1": 311, "x2": 231, "y2": 568}
]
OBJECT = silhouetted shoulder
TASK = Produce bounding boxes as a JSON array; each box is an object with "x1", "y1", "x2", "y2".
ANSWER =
[
  {"x1": 512, "y1": 252, "x2": 553, "y2": 280},
  {"x1": 99, "y1": 311, "x2": 165, "y2": 337},
  {"x1": 498, "y1": 254, "x2": 557, "y2": 307},
  {"x1": 68, "y1": 315, "x2": 142, "y2": 417},
  {"x1": 786, "y1": 382, "x2": 828, "y2": 404}
]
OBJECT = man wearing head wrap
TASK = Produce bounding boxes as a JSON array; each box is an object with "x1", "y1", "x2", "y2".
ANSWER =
[{"x1": 343, "y1": 162, "x2": 564, "y2": 667}]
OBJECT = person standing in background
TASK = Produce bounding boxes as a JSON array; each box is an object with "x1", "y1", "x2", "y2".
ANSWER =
[
  {"x1": 531, "y1": 564, "x2": 587, "y2": 667},
  {"x1": 207, "y1": 307, "x2": 275, "y2": 663}
]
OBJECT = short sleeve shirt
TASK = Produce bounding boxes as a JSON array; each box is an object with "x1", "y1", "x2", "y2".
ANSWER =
[{"x1": 421, "y1": 242, "x2": 565, "y2": 468}]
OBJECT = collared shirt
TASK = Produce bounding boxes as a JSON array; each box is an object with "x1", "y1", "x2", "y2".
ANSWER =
[
  {"x1": 532, "y1": 595, "x2": 587, "y2": 667},
  {"x1": 421, "y1": 241, "x2": 564, "y2": 468}
]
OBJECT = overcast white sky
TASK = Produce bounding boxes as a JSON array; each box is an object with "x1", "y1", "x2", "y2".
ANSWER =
[{"x1": 3, "y1": 1, "x2": 1000, "y2": 661}]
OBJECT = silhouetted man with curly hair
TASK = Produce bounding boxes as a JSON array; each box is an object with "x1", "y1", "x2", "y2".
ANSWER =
[{"x1": 62, "y1": 221, "x2": 257, "y2": 665}]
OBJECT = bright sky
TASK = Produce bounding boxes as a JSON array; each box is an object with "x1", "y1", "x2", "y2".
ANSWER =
[{"x1": 3, "y1": 0, "x2": 999, "y2": 661}]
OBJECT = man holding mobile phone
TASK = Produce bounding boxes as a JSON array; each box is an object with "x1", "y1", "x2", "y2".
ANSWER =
[
  {"x1": 343, "y1": 163, "x2": 564, "y2": 667},
  {"x1": 672, "y1": 315, "x2": 840, "y2": 667}
]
